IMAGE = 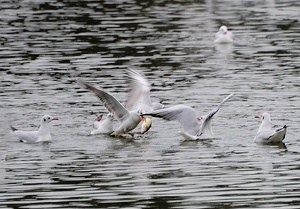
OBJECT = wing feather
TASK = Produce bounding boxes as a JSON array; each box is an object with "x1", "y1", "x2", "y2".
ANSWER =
[
  {"x1": 77, "y1": 79, "x2": 129, "y2": 120},
  {"x1": 144, "y1": 105, "x2": 199, "y2": 135},
  {"x1": 125, "y1": 68, "x2": 152, "y2": 112},
  {"x1": 198, "y1": 93, "x2": 234, "y2": 136}
]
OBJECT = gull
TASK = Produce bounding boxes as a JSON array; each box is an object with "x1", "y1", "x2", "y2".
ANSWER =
[
  {"x1": 143, "y1": 93, "x2": 234, "y2": 140},
  {"x1": 214, "y1": 25, "x2": 234, "y2": 43},
  {"x1": 125, "y1": 68, "x2": 164, "y2": 134},
  {"x1": 91, "y1": 113, "x2": 114, "y2": 135},
  {"x1": 78, "y1": 79, "x2": 143, "y2": 137},
  {"x1": 10, "y1": 115, "x2": 58, "y2": 143},
  {"x1": 254, "y1": 112, "x2": 287, "y2": 144},
  {"x1": 93, "y1": 115, "x2": 104, "y2": 130}
]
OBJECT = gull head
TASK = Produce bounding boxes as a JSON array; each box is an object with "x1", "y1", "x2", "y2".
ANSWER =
[
  {"x1": 95, "y1": 115, "x2": 103, "y2": 121},
  {"x1": 219, "y1": 25, "x2": 228, "y2": 34},
  {"x1": 255, "y1": 112, "x2": 271, "y2": 122},
  {"x1": 106, "y1": 113, "x2": 114, "y2": 120},
  {"x1": 41, "y1": 115, "x2": 58, "y2": 124}
]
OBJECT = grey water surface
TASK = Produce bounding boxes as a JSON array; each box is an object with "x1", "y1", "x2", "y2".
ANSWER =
[{"x1": 1, "y1": 0, "x2": 300, "y2": 208}]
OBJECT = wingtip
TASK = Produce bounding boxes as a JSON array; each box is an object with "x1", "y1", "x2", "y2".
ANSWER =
[
  {"x1": 75, "y1": 78, "x2": 86, "y2": 86},
  {"x1": 125, "y1": 67, "x2": 144, "y2": 80},
  {"x1": 125, "y1": 66, "x2": 137, "y2": 75},
  {"x1": 126, "y1": 66, "x2": 135, "y2": 72},
  {"x1": 76, "y1": 79, "x2": 97, "y2": 92},
  {"x1": 227, "y1": 92, "x2": 234, "y2": 99},
  {"x1": 141, "y1": 113, "x2": 155, "y2": 117},
  {"x1": 276, "y1": 125, "x2": 287, "y2": 132},
  {"x1": 10, "y1": 125, "x2": 17, "y2": 132}
]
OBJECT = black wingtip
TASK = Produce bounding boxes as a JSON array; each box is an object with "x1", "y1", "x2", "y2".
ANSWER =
[
  {"x1": 10, "y1": 126, "x2": 17, "y2": 132},
  {"x1": 276, "y1": 125, "x2": 287, "y2": 132},
  {"x1": 141, "y1": 113, "x2": 154, "y2": 117},
  {"x1": 75, "y1": 78, "x2": 86, "y2": 87},
  {"x1": 76, "y1": 79, "x2": 97, "y2": 92}
]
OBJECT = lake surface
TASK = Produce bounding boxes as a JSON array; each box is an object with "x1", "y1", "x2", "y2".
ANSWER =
[{"x1": 1, "y1": 0, "x2": 300, "y2": 208}]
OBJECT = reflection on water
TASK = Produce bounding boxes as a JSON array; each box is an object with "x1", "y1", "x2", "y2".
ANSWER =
[{"x1": 1, "y1": 0, "x2": 300, "y2": 208}]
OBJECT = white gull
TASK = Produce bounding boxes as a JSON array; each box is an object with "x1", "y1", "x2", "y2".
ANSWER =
[
  {"x1": 254, "y1": 112, "x2": 287, "y2": 144},
  {"x1": 214, "y1": 25, "x2": 234, "y2": 43},
  {"x1": 78, "y1": 79, "x2": 143, "y2": 137},
  {"x1": 125, "y1": 68, "x2": 164, "y2": 134},
  {"x1": 143, "y1": 93, "x2": 234, "y2": 140},
  {"x1": 91, "y1": 113, "x2": 114, "y2": 135},
  {"x1": 10, "y1": 115, "x2": 58, "y2": 143}
]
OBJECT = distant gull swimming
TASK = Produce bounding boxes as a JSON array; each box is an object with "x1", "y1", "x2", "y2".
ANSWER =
[{"x1": 214, "y1": 25, "x2": 234, "y2": 43}]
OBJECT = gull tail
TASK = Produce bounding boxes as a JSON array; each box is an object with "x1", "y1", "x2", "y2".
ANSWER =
[
  {"x1": 276, "y1": 125, "x2": 287, "y2": 132},
  {"x1": 276, "y1": 125, "x2": 287, "y2": 141}
]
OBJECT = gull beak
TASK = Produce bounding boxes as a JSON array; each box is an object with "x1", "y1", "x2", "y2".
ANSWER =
[
  {"x1": 52, "y1": 117, "x2": 59, "y2": 120},
  {"x1": 255, "y1": 115, "x2": 261, "y2": 118}
]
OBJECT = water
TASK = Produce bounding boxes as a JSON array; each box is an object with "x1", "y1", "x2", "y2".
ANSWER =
[{"x1": 1, "y1": 0, "x2": 300, "y2": 208}]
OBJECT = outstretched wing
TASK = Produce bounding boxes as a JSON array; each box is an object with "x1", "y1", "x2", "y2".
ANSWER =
[
  {"x1": 77, "y1": 79, "x2": 129, "y2": 120},
  {"x1": 125, "y1": 68, "x2": 153, "y2": 113},
  {"x1": 143, "y1": 104, "x2": 200, "y2": 135},
  {"x1": 13, "y1": 130, "x2": 39, "y2": 143},
  {"x1": 198, "y1": 93, "x2": 234, "y2": 136}
]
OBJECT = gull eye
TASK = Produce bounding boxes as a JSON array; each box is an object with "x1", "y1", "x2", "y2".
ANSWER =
[
  {"x1": 43, "y1": 118, "x2": 47, "y2": 122},
  {"x1": 48, "y1": 117, "x2": 51, "y2": 120}
]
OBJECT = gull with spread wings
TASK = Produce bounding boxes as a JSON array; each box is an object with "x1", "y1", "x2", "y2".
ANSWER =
[
  {"x1": 125, "y1": 68, "x2": 164, "y2": 134},
  {"x1": 143, "y1": 93, "x2": 234, "y2": 140},
  {"x1": 78, "y1": 79, "x2": 144, "y2": 136}
]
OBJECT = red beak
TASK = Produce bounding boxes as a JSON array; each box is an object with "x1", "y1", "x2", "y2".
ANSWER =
[
  {"x1": 141, "y1": 116, "x2": 145, "y2": 121},
  {"x1": 52, "y1": 117, "x2": 59, "y2": 120},
  {"x1": 255, "y1": 115, "x2": 261, "y2": 118}
]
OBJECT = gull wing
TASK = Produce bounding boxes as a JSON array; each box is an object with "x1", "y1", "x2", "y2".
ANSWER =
[
  {"x1": 77, "y1": 79, "x2": 129, "y2": 120},
  {"x1": 144, "y1": 104, "x2": 200, "y2": 135},
  {"x1": 198, "y1": 93, "x2": 234, "y2": 136},
  {"x1": 179, "y1": 131, "x2": 199, "y2": 141},
  {"x1": 13, "y1": 130, "x2": 39, "y2": 143},
  {"x1": 125, "y1": 68, "x2": 153, "y2": 113},
  {"x1": 255, "y1": 130, "x2": 274, "y2": 143},
  {"x1": 267, "y1": 125, "x2": 287, "y2": 143},
  {"x1": 254, "y1": 125, "x2": 286, "y2": 144}
]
